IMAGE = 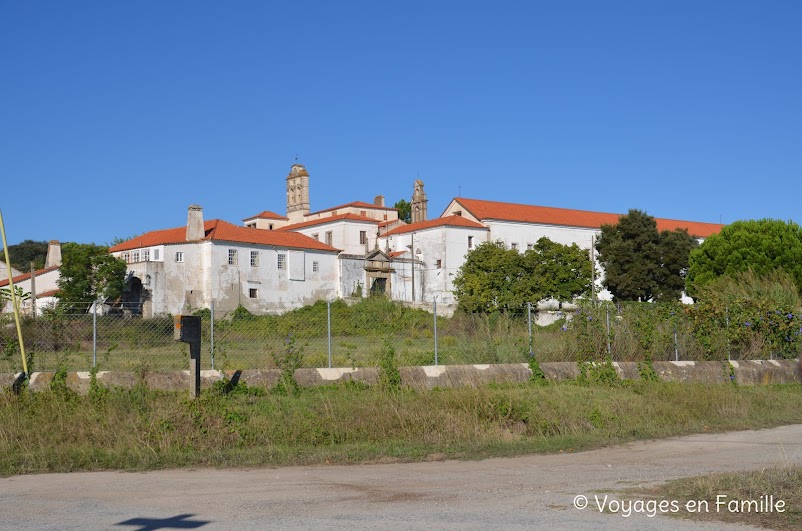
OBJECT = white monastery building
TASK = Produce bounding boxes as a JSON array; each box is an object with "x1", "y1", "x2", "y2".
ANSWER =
[{"x1": 98, "y1": 163, "x2": 724, "y2": 316}]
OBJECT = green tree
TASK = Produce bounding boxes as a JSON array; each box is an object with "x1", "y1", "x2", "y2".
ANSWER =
[
  {"x1": 1, "y1": 240, "x2": 48, "y2": 271},
  {"x1": 519, "y1": 238, "x2": 592, "y2": 302},
  {"x1": 596, "y1": 209, "x2": 697, "y2": 301},
  {"x1": 453, "y1": 238, "x2": 591, "y2": 313},
  {"x1": 686, "y1": 219, "x2": 802, "y2": 298},
  {"x1": 393, "y1": 199, "x2": 411, "y2": 223},
  {"x1": 56, "y1": 243, "x2": 127, "y2": 309}
]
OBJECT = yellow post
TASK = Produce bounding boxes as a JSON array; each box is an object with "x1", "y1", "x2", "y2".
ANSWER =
[{"x1": 0, "y1": 209, "x2": 29, "y2": 377}]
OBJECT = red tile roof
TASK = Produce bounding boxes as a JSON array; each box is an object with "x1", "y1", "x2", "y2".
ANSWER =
[
  {"x1": 36, "y1": 289, "x2": 59, "y2": 298},
  {"x1": 277, "y1": 213, "x2": 380, "y2": 231},
  {"x1": 308, "y1": 201, "x2": 398, "y2": 216},
  {"x1": 0, "y1": 266, "x2": 60, "y2": 288},
  {"x1": 450, "y1": 198, "x2": 723, "y2": 238},
  {"x1": 108, "y1": 219, "x2": 340, "y2": 253},
  {"x1": 242, "y1": 210, "x2": 288, "y2": 221},
  {"x1": 383, "y1": 215, "x2": 488, "y2": 236}
]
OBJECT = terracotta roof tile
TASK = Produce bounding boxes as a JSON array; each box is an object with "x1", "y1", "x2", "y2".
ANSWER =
[
  {"x1": 308, "y1": 201, "x2": 398, "y2": 216},
  {"x1": 383, "y1": 215, "x2": 488, "y2": 236},
  {"x1": 242, "y1": 210, "x2": 288, "y2": 221},
  {"x1": 0, "y1": 266, "x2": 60, "y2": 288},
  {"x1": 277, "y1": 213, "x2": 380, "y2": 231},
  {"x1": 452, "y1": 198, "x2": 723, "y2": 238},
  {"x1": 109, "y1": 219, "x2": 340, "y2": 253}
]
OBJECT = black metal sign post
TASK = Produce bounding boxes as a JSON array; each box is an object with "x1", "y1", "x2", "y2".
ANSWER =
[{"x1": 174, "y1": 315, "x2": 202, "y2": 398}]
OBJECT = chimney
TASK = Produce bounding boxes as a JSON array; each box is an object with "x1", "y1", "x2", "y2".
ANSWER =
[
  {"x1": 374, "y1": 195, "x2": 385, "y2": 207},
  {"x1": 45, "y1": 240, "x2": 62, "y2": 268},
  {"x1": 186, "y1": 205, "x2": 205, "y2": 241}
]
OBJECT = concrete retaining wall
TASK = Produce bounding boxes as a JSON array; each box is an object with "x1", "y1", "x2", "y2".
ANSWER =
[{"x1": 1, "y1": 360, "x2": 799, "y2": 394}]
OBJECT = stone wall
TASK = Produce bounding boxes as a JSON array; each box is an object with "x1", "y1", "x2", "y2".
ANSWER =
[{"x1": 2, "y1": 360, "x2": 798, "y2": 394}]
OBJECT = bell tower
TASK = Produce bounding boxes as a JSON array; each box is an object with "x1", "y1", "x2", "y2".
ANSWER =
[
  {"x1": 286, "y1": 163, "x2": 310, "y2": 224},
  {"x1": 411, "y1": 179, "x2": 428, "y2": 223}
]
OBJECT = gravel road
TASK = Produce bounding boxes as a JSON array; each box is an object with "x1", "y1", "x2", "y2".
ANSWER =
[{"x1": 3, "y1": 424, "x2": 802, "y2": 530}]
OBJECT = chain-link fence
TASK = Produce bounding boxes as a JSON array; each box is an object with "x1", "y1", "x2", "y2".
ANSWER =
[{"x1": 1, "y1": 298, "x2": 800, "y2": 373}]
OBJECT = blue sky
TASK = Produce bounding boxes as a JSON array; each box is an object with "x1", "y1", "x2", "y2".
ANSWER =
[{"x1": 2, "y1": 1, "x2": 800, "y2": 246}]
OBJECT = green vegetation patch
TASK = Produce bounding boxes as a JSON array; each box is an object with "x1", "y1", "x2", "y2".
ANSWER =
[
  {"x1": 628, "y1": 466, "x2": 802, "y2": 530},
  {"x1": 2, "y1": 381, "x2": 802, "y2": 476}
]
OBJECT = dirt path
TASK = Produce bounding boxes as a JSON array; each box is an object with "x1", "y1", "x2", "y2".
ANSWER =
[{"x1": 3, "y1": 425, "x2": 802, "y2": 530}]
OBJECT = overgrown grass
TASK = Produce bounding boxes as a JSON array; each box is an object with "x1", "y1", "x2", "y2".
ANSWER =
[
  {"x1": 2, "y1": 380, "x2": 802, "y2": 477},
  {"x1": 629, "y1": 466, "x2": 802, "y2": 530}
]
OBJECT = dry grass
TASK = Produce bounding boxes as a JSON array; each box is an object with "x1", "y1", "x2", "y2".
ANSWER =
[
  {"x1": 2, "y1": 379, "x2": 802, "y2": 477},
  {"x1": 631, "y1": 466, "x2": 802, "y2": 529}
]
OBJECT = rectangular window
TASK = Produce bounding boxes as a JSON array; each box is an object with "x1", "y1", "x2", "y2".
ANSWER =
[
  {"x1": 468, "y1": 236, "x2": 474, "y2": 249},
  {"x1": 153, "y1": 249, "x2": 160, "y2": 261},
  {"x1": 247, "y1": 223, "x2": 256, "y2": 228},
  {"x1": 277, "y1": 253, "x2": 286, "y2": 270},
  {"x1": 359, "y1": 231, "x2": 367, "y2": 245},
  {"x1": 436, "y1": 259, "x2": 442, "y2": 269},
  {"x1": 175, "y1": 252, "x2": 184, "y2": 263},
  {"x1": 511, "y1": 243, "x2": 518, "y2": 251},
  {"x1": 312, "y1": 261, "x2": 319, "y2": 273},
  {"x1": 122, "y1": 252, "x2": 130, "y2": 263},
  {"x1": 527, "y1": 243, "x2": 534, "y2": 250},
  {"x1": 131, "y1": 250, "x2": 140, "y2": 262},
  {"x1": 325, "y1": 231, "x2": 333, "y2": 246},
  {"x1": 142, "y1": 249, "x2": 150, "y2": 262},
  {"x1": 360, "y1": 210, "x2": 367, "y2": 216},
  {"x1": 249, "y1": 288, "x2": 258, "y2": 298},
  {"x1": 312, "y1": 233, "x2": 319, "y2": 241},
  {"x1": 250, "y1": 251, "x2": 259, "y2": 267},
  {"x1": 228, "y1": 249, "x2": 237, "y2": 265}
]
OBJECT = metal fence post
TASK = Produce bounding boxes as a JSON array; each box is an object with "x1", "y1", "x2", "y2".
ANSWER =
[
  {"x1": 327, "y1": 299, "x2": 332, "y2": 368},
  {"x1": 725, "y1": 305, "x2": 730, "y2": 361},
  {"x1": 434, "y1": 298, "x2": 438, "y2": 366},
  {"x1": 210, "y1": 300, "x2": 215, "y2": 370},
  {"x1": 606, "y1": 304, "x2": 612, "y2": 358},
  {"x1": 92, "y1": 299, "x2": 98, "y2": 368},
  {"x1": 674, "y1": 325, "x2": 679, "y2": 362},
  {"x1": 527, "y1": 302, "x2": 533, "y2": 356}
]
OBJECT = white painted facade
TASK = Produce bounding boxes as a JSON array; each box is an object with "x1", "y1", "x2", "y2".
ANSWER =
[
  {"x1": 381, "y1": 223, "x2": 490, "y2": 305},
  {"x1": 283, "y1": 217, "x2": 380, "y2": 256},
  {"x1": 0, "y1": 267, "x2": 61, "y2": 315},
  {"x1": 113, "y1": 240, "x2": 340, "y2": 317}
]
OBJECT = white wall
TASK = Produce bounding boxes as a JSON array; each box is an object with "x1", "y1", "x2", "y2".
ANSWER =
[
  {"x1": 114, "y1": 241, "x2": 340, "y2": 316},
  {"x1": 290, "y1": 219, "x2": 379, "y2": 256}
]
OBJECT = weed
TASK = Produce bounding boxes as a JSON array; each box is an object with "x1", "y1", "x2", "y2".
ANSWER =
[
  {"x1": 272, "y1": 335, "x2": 302, "y2": 396},
  {"x1": 378, "y1": 339, "x2": 402, "y2": 391}
]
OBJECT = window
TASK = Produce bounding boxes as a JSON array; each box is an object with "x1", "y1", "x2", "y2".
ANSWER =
[
  {"x1": 122, "y1": 252, "x2": 130, "y2": 263},
  {"x1": 228, "y1": 249, "x2": 237, "y2": 265},
  {"x1": 511, "y1": 243, "x2": 518, "y2": 251},
  {"x1": 527, "y1": 243, "x2": 534, "y2": 250},
  {"x1": 247, "y1": 223, "x2": 256, "y2": 228},
  {"x1": 325, "y1": 231, "x2": 333, "y2": 246},
  {"x1": 359, "y1": 231, "x2": 367, "y2": 244},
  {"x1": 153, "y1": 249, "x2": 160, "y2": 261},
  {"x1": 312, "y1": 233, "x2": 319, "y2": 241},
  {"x1": 142, "y1": 249, "x2": 150, "y2": 261},
  {"x1": 436, "y1": 259, "x2": 442, "y2": 269},
  {"x1": 250, "y1": 251, "x2": 259, "y2": 267},
  {"x1": 468, "y1": 236, "x2": 474, "y2": 249},
  {"x1": 175, "y1": 252, "x2": 184, "y2": 263},
  {"x1": 249, "y1": 288, "x2": 258, "y2": 298},
  {"x1": 131, "y1": 250, "x2": 140, "y2": 262},
  {"x1": 277, "y1": 253, "x2": 286, "y2": 270},
  {"x1": 454, "y1": 210, "x2": 462, "y2": 217},
  {"x1": 269, "y1": 224, "x2": 274, "y2": 230},
  {"x1": 312, "y1": 261, "x2": 319, "y2": 273},
  {"x1": 360, "y1": 210, "x2": 366, "y2": 216}
]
